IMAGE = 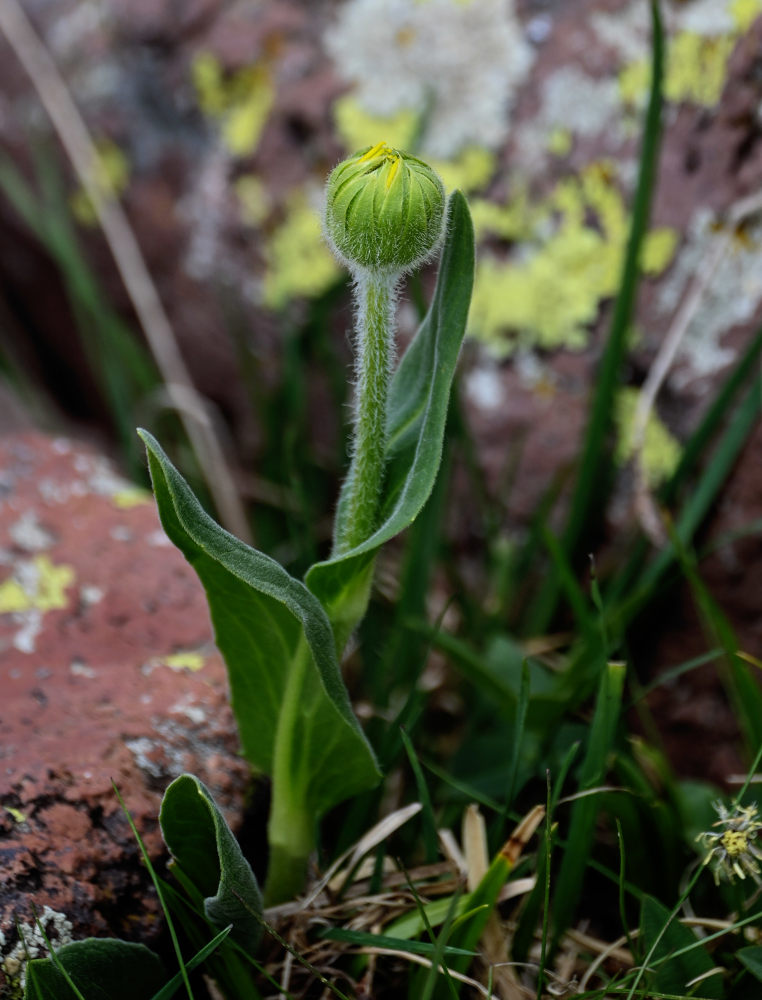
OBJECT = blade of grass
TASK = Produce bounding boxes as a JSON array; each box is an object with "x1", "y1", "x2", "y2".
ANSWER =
[
  {"x1": 615, "y1": 370, "x2": 762, "y2": 632},
  {"x1": 669, "y1": 531, "x2": 762, "y2": 753},
  {"x1": 551, "y1": 662, "x2": 627, "y2": 947},
  {"x1": 401, "y1": 728, "x2": 440, "y2": 864},
  {"x1": 512, "y1": 743, "x2": 579, "y2": 961},
  {"x1": 150, "y1": 926, "x2": 232, "y2": 1000},
  {"x1": 319, "y1": 927, "x2": 476, "y2": 959},
  {"x1": 158, "y1": 880, "x2": 268, "y2": 1000},
  {"x1": 536, "y1": 772, "x2": 553, "y2": 1000},
  {"x1": 605, "y1": 324, "x2": 762, "y2": 616},
  {"x1": 111, "y1": 782, "x2": 195, "y2": 1000},
  {"x1": 405, "y1": 866, "x2": 462, "y2": 1000},
  {"x1": 24, "y1": 913, "x2": 86, "y2": 1000},
  {"x1": 527, "y1": 0, "x2": 665, "y2": 634},
  {"x1": 616, "y1": 819, "x2": 638, "y2": 963}
]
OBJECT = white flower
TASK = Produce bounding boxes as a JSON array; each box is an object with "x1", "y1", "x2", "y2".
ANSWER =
[{"x1": 324, "y1": 0, "x2": 533, "y2": 159}]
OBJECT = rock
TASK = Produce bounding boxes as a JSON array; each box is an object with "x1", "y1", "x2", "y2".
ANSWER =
[{"x1": 0, "y1": 432, "x2": 249, "y2": 981}]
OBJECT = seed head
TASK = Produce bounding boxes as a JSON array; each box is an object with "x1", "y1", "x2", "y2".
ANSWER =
[
  {"x1": 324, "y1": 141, "x2": 446, "y2": 274},
  {"x1": 697, "y1": 800, "x2": 762, "y2": 885}
]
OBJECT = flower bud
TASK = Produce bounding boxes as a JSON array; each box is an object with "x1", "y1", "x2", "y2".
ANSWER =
[{"x1": 324, "y1": 142, "x2": 446, "y2": 274}]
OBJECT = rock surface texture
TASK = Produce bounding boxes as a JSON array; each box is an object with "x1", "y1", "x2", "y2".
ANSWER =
[{"x1": 0, "y1": 432, "x2": 248, "y2": 985}]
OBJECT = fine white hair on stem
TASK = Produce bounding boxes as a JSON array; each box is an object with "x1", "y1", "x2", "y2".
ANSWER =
[{"x1": 349, "y1": 268, "x2": 400, "y2": 440}]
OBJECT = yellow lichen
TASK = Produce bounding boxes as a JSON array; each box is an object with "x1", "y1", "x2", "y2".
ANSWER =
[
  {"x1": 162, "y1": 652, "x2": 205, "y2": 672},
  {"x1": 333, "y1": 94, "x2": 419, "y2": 154},
  {"x1": 620, "y1": 30, "x2": 738, "y2": 109},
  {"x1": 432, "y1": 147, "x2": 496, "y2": 193},
  {"x1": 469, "y1": 187, "x2": 534, "y2": 243},
  {"x1": 112, "y1": 487, "x2": 151, "y2": 508},
  {"x1": 468, "y1": 162, "x2": 678, "y2": 354},
  {"x1": 614, "y1": 387, "x2": 681, "y2": 487},
  {"x1": 70, "y1": 138, "x2": 130, "y2": 225},
  {"x1": 730, "y1": 0, "x2": 762, "y2": 31},
  {"x1": 547, "y1": 127, "x2": 572, "y2": 157},
  {"x1": 235, "y1": 174, "x2": 270, "y2": 227},
  {"x1": 262, "y1": 193, "x2": 340, "y2": 309},
  {"x1": 333, "y1": 95, "x2": 496, "y2": 193},
  {"x1": 192, "y1": 53, "x2": 274, "y2": 157},
  {"x1": 0, "y1": 556, "x2": 75, "y2": 614},
  {"x1": 4, "y1": 806, "x2": 26, "y2": 824},
  {"x1": 641, "y1": 227, "x2": 679, "y2": 275}
]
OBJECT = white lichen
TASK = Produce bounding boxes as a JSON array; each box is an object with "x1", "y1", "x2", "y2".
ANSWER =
[
  {"x1": 657, "y1": 209, "x2": 762, "y2": 387},
  {"x1": 8, "y1": 512, "x2": 55, "y2": 553},
  {"x1": 1, "y1": 906, "x2": 74, "y2": 992},
  {"x1": 513, "y1": 67, "x2": 624, "y2": 170},
  {"x1": 324, "y1": 0, "x2": 533, "y2": 159}
]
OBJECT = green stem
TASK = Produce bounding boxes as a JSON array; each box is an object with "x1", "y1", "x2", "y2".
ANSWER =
[
  {"x1": 334, "y1": 270, "x2": 397, "y2": 554},
  {"x1": 264, "y1": 635, "x2": 315, "y2": 905}
]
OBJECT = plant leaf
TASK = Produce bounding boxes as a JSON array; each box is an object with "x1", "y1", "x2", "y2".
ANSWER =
[
  {"x1": 160, "y1": 774, "x2": 262, "y2": 952},
  {"x1": 551, "y1": 661, "x2": 626, "y2": 944},
  {"x1": 739, "y1": 946, "x2": 762, "y2": 983},
  {"x1": 639, "y1": 895, "x2": 722, "y2": 999},
  {"x1": 24, "y1": 940, "x2": 166, "y2": 1000},
  {"x1": 138, "y1": 429, "x2": 380, "y2": 820},
  {"x1": 305, "y1": 191, "x2": 474, "y2": 649}
]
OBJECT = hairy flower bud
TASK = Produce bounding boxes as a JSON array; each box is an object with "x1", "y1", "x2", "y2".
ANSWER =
[{"x1": 324, "y1": 142, "x2": 446, "y2": 273}]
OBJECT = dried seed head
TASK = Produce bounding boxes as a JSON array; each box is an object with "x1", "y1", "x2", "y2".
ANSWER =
[{"x1": 324, "y1": 142, "x2": 445, "y2": 274}]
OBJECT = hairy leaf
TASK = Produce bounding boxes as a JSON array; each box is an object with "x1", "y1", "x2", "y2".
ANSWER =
[
  {"x1": 160, "y1": 774, "x2": 262, "y2": 952},
  {"x1": 139, "y1": 430, "x2": 380, "y2": 820}
]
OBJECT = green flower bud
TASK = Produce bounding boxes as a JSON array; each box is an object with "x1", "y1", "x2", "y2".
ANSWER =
[{"x1": 324, "y1": 142, "x2": 446, "y2": 274}]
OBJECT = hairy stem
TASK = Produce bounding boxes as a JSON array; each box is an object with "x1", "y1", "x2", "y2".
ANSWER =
[{"x1": 334, "y1": 270, "x2": 397, "y2": 555}]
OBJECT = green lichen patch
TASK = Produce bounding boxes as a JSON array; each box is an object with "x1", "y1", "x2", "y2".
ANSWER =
[
  {"x1": 262, "y1": 192, "x2": 340, "y2": 309},
  {"x1": 620, "y1": 31, "x2": 737, "y2": 108},
  {"x1": 0, "y1": 555, "x2": 75, "y2": 614},
  {"x1": 333, "y1": 96, "x2": 497, "y2": 194},
  {"x1": 70, "y1": 138, "x2": 130, "y2": 226},
  {"x1": 192, "y1": 53, "x2": 274, "y2": 157},
  {"x1": 468, "y1": 162, "x2": 678, "y2": 355},
  {"x1": 614, "y1": 387, "x2": 682, "y2": 487}
]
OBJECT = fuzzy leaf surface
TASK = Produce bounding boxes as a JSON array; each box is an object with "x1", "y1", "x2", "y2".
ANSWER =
[
  {"x1": 139, "y1": 430, "x2": 380, "y2": 817},
  {"x1": 160, "y1": 773, "x2": 262, "y2": 951},
  {"x1": 24, "y1": 940, "x2": 165, "y2": 1000}
]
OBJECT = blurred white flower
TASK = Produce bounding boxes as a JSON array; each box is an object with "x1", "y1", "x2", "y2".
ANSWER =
[{"x1": 324, "y1": 0, "x2": 533, "y2": 159}]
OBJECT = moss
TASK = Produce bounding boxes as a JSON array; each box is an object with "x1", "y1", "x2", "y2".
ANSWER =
[
  {"x1": 262, "y1": 194, "x2": 340, "y2": 309},
  {"x1": 469, "y1": 162, "x2": 678, "y2": 354},
  {"x1": 614, "y1": 387, "x2": 681, "y2": 487},
  {"x1": 192, "y1": 53, "x2": 273, "y2": 157}
]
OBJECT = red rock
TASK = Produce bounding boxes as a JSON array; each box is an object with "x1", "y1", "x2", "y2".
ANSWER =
[{"x1": 0, "y1": 432, "x2": 249, "y2": 973}]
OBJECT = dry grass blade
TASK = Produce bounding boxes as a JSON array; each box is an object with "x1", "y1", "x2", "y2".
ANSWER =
[
  {"x1": 500, "y1": 804, "x2": 546, "y2": 867},
  {"x1": 463, "y1": 803, "x2": 489, "y2": 890},
  {"x1": 313, "y1": 801, "x2": 423, "y2": 901},
  {"x1": 631, "y1": 189, "x2": 762, "y2": 545},
  {"x1": 0, "y1": 0, "x2": 251, "y2": 542}
]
